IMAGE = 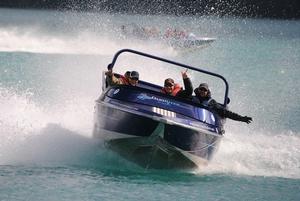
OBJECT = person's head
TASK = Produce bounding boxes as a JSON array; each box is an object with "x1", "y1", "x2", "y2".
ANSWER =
[
  {"x1": 127, "y1": 71, "x2": 139, "y2": 86},
  {"x1": 195, "y1": 83, "x2": 210, "y2": 98},
  {"x1": 164, "y1": 78, "x2": 175, "y2": 94},
  {"x1": 124, "y1": 71, "x2": 131, "y2": 79}
]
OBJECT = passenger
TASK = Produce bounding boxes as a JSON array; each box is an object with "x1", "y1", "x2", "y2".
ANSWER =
[
  {"x1": 161, "y1": 70, "x2": 193, "y2": 99},
  {"x1": 124, "y1": 71, "x2": 131, "y2": 79},
  {"x1": 193, "y1": 83, "x2": 252, "y2": 124},
  {"x1": 105, "y1": 69, "x2": 139, "y2": 86}
]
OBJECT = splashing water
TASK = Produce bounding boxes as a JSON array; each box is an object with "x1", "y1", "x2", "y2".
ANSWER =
[{"x1": 0, "y1": 9, "x2": 300, "y2": 180}]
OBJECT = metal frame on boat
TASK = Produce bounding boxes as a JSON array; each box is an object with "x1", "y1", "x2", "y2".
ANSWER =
[{"x1": 93, "y1": 49, "x2": 229, "y2": 169}]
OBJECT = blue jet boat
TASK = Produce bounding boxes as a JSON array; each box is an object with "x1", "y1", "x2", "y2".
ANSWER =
[{"x1": 93, "y1": 49, "x2": 229, "y2": 169}]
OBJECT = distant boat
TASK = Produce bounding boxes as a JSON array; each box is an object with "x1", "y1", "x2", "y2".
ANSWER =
[
  {"x1": 120, "y1": 24, "x2": 216, "y2": 51},
  {"x1": 93, "y1": 49, "x2": 228, "y2": 170},
  {"x1": 166, "y1": 36, "x2": 216, "y2": 51}
]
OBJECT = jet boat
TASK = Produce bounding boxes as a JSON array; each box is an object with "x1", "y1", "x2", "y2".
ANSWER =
[
  {"x1": 93, "y1": 49, "x2": 229, "y2": 169},
  {"x1": 166, "y1": 36, "x2": 216, "y2": 51},
  {"x1": 120, "y1": 24, "x2": 216, "y2": 51}
]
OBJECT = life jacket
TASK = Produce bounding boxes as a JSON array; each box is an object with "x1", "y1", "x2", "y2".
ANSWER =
[
  {"x1": 119, "y1": 75, "x2": 130, "y2": 85},
  {"x1": 161, "y1": 83, "x2": 182, "y2": 96}
]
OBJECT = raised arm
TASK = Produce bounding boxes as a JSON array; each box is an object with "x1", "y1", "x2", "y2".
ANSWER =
[{"x1": 211, "y1": 100, "x2": 252, "y2": 124}]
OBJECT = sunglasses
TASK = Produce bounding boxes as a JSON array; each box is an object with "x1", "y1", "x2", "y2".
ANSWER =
[
  {"x1": 164, "y1": 83, "x2": 174, "y2": 87},
  {"x1": 198, "y1": 88, "x2": 208, "y2": 92},
  {"x1": 129, "y1": 77, "x2": 139, "y2": 81}
]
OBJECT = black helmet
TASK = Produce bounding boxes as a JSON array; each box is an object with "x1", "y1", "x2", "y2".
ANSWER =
[{"x1": 129, "y1": 71, "x2": 139, "y2": 80}]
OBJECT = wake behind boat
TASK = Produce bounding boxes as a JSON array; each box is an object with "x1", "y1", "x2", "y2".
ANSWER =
[{"x1": 93, "y1": 49, "x2": 229, "y2": 169}]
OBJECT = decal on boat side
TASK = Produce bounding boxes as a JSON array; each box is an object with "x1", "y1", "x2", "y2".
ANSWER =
[
  {"x1": 137, "y1": 93, "x2": 181, "y2": 107},
  {"x1": 113, "y1": 89, "x2": 120, "y2": 94}
]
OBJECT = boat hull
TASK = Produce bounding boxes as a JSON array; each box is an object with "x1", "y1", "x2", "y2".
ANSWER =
[{"x1": 93, "y1": 100, "x2": 222, "y2": 169}]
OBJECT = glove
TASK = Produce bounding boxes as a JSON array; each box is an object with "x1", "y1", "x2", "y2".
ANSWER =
[
  {"x1": 107, "y1": 63, "x2": 113, "y2": 70},
  {"x1": 242, "y1": 116, "x2": 252, "y2": 124},
  {"x1": 105, "y1": 69, "x2": 113, "y2": 77}
]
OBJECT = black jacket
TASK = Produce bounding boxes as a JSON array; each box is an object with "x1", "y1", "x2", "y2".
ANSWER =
[
  {"x1": 193, "y1": 95, "x2": 249, "y2": 123},
  {"x1": 175, "y1": 77, "x2": 193, "y2": 99}
]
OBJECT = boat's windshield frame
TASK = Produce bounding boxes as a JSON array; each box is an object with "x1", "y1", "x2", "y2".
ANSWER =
[{"x1": 107, "y1": 49, "x2": 229, "y2": 107}]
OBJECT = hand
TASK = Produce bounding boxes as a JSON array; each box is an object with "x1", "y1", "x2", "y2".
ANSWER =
[
  {"x1": 105, "y1": 69, "x2": 113, "y2": 77},
  {"x1": 181, "y1": 69, "x2": 188, "y2": 79},
  {"x1": 242, "y1": 116, "x2": 252, "y2": 124},
  {"x1": 107, "y1": 63, "x2": 113, "y2": 70}
]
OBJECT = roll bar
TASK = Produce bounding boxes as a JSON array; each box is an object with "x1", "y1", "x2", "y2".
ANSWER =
[{"x1": 107, "y1": 49, "x2": 229, "y2": 106}]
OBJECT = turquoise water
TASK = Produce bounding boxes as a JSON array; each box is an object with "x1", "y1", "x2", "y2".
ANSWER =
[{"x1": 0, "y1": 8, "x2": 300, "y2": 201}]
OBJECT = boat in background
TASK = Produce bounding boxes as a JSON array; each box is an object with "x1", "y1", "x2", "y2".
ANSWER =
[
  {"x1": 120, "y1": 24, "x2": 216, "y2": 51},
  {"x1": 93, "y1": 49, "x2": 229, "y2": 169},
  {"x1": 166, "y1": 36, "x2": 216, "y2": 51}
]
